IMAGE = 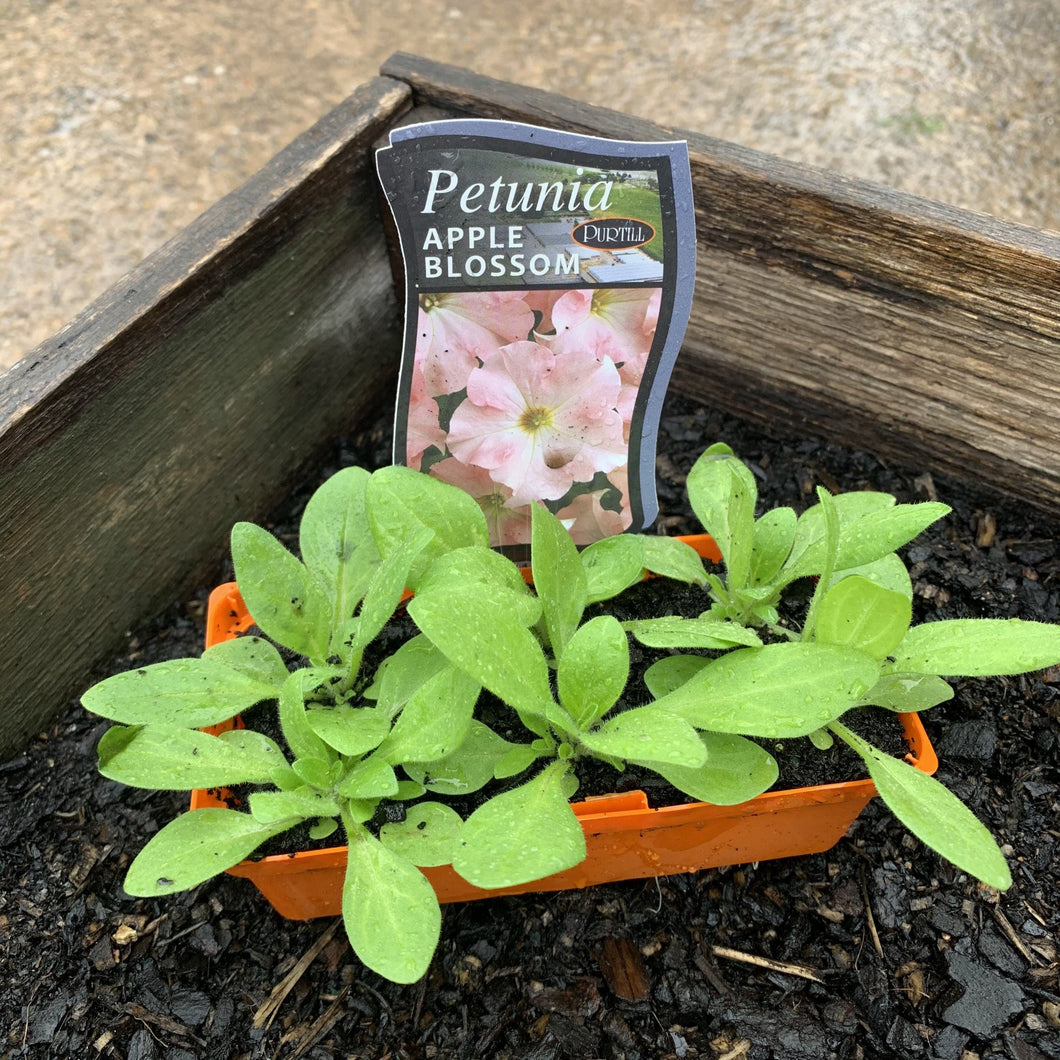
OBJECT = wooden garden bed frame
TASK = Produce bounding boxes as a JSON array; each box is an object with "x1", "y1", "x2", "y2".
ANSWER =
[{"x1": 2, "y1": 54, "x2": 1059, "y2": 757}]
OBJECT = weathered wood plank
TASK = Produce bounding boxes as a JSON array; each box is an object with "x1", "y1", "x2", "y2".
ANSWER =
[
  {"x1": 0, "y1": 77, "x2": 412, "y2": 757},
  {"x1": 382, "y1": 54, "x2": 1060, "y2": 514}
]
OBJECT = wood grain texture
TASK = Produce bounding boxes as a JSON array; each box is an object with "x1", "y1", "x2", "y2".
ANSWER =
[
  {"x1": 0, "y1": 77, "x2": 412, "y2": 757},
  {"x1": 383, "y1": 54, "x2": 1060, "y2": 512}
]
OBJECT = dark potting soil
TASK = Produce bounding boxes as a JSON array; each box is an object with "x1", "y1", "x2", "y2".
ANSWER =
[{"x1": 4, "y1": 393, "x2": 1060, "y2": 1060}]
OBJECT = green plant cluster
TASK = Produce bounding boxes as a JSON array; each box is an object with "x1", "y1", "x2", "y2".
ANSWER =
[{"x1": 82, "y1": 446, "x2": 1060, "y2": 984}]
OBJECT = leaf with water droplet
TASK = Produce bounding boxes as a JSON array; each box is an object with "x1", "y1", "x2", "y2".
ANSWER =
[{"x1": 653, "y1": 642, "x2": 880, "y2": 737}]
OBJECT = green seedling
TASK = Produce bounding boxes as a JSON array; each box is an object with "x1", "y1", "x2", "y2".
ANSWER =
[
  {"x1": 83, "y1": 465, "x2": 491, "y2": 984},
  {"x1": 647, "y1": 443, "x2": 1060, "y2": 890},
  {"x1": 407, "y1": 502, "x2": 781, "y2": 891},
  {"x1": 82, "y1": 440, "x2": 1060, "y2": 983}
]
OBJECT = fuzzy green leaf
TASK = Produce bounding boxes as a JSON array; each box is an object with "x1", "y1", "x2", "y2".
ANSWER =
[
  {"x1": 346, "y1": 528, "x2": 433, "y2": 659},
  {"x1": 81, "y1": 656, "x2": 280, "y2": 728},
  {"x1": 816, "y1": 575, "x2": 912, "y2": 659},
  {"x1": 531, "y1": 502, "x2": 587, "y2": 658},
  {"x1": 396, "y1": 779, "x2": 426, "y2": 800},
  {"x1": 343, "y1": 824, "x2": 441, "y2": 983},
  {"x1": 826, "y1": 552, "x2": 913, "y2": 600},
  {"x1": 379, "y1": 802, "x2": 464, "y2": 867},
  {"x1": 640, "y1": 536, "x2": 709, "y2": 586},
  {"x1": 643, "y1": 655, "x2": 711, "y2": 698},
  {"x1": 408, "y1": 587, "x2": 555, "y2": 727},
  {"x1": 627, "y1": 616, "x2": 763, "y2": 650},
  {"x1": 404, "y1": 721, "x2": 519, "y2": 795},
  {"x1": 580, "y1": 706, "x2": 707, "y2": 767},
  {"x1": 336, "y1": 757, "x2": 398, "y2": 799},
  {"x1": 249, "y1": 787, "x2": 340, "y2": 825},
  {"x1": 808, "y1": 728, "x2": 835, "y2": 750},
  {"x1": 299, "y1": 466, "x2": 380, "y2": 627},
  {"x1": 203, "y1": 636, "x2": 290, "y2": 687},
  {"x1": 366, "y1": 465, "x2": 488, "y2": 587},
  {"x1": 781, "y1": 497, "x2": 949, "y2": 584},
  {"x1": 493, "y1": 744, "x2": 543, "y2": 780},
  {"x1": 859, "y1": 672, "x2": 955, "y2": 712},
  {"x1": 655, "y1": 642, "x2": 880, "y2": 737},
  {"x1": 378, "y1": 665, "x2": 478, "y2": 764},
  {"x1": 373, "y1": 635, "x2": 448, "y2": 719},
  {"x1": 557, "y1": 616, "x2": 629, "y2": 729},
  {"x1": 641, "y1": 732, "x2": 778, "y2": 805},
  {"x1": 581, "y1": 535, "x2": 646, "y2": 604},
  {"x1": 686, "y1": 443, "x2": 756, "y2": 589},
  {"x1": 291, "y1": 756, "x2": 333, "y2": 789},
  {"x1": 417, "y1": 546, "x2": 541, "y2": 627},
  {"x1": 750, "y1": 507, "x2": 796, "y2": 586},
  {"x1": 307, "y1": 705, "x2": 390, "y2": 757},
  {"x1": 832, "y1": 722, "x2": 1011, "y2": 889},
  {"x1": 124, "y1": 809, "x2": 295, "y2": 896},
  {"x1": 98, "y1": 725, "x2": 286, "y2": 790},
  {"x1": 889, "y1": 619, "x2": 1060, "y2": 676},
  {"x1": 835, "y1": 502, "x2": 951, "y2": 571},
  {"x1": 452, "y1": 762, "x2": 586, "y2": 889},
  {"x1": 278, "y1": 671, "x2": 331, "y2": 763},
  {"x1": 309, "y1": 818, "x2": 339, "y2": 841},
  {"x1": 231, "y1": 521, "x2": 331, "y2": 660}
]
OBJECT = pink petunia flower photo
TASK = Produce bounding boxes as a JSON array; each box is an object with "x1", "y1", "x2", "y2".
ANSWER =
[
  {"x1": 415, "y1": 291, "x2": 535, "y2": 396},
  {"x1": 402, "y1": 286, "x2": 666, "y2": 546},
  {"x1": 446, "y1": 339, "x2": 626, "y2": 507}
]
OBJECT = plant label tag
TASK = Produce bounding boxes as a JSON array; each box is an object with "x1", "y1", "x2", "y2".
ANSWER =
[{"x1": 377, "y1": 119, "x2": 695, "y2": 548}]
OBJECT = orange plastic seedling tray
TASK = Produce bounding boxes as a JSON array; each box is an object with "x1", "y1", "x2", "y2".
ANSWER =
[{"x1": 191, "y1": 534, "x2": 937, "y2": 918}]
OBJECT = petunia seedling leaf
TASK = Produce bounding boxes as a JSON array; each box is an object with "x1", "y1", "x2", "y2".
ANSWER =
[
  {"x1": 365, "y1": 465, "x2": 488, "y2": 587},
  {"x1": 581, "y1": 535, "x2": 646, "y2": 604},
  {"x1": 832, "y1": 722, "x2": 1011, "y2": 889},
  {"x1": 249, "y1": 787, "x2": 341, "y2": 825},
  {"x1": 278, "y1": 671, "x2": 331, "y2": 764},
  {"x1": 639, "y1": 731, "x2": 778, "y2": 805},
  {"x1": 408, "y1": 586, "x2": 554, "y2": 730},
  {"x1": 336, "y1": 757, "x2": 398, "y2": 800},
  {"x1": 452, "y1": 761, "x2": 586, "y2": 889},
  {"x1": 231, "y1": 521, "x2": 331, "y2": 661},
  {"x1": 81, "y1": 656, "x2": 281, "y2": 728},
  {"x1": 377, "y1": 665, "x2": 478, "y2": 765},
  {"x1": 345, "y1": 527, "x2": 433, "y2": 658},
  {"x1": 859, "y1": 672, "x2": 955, "y2": 712},
  {"x1": 626, "y1": 616, "x2": 762, "y2": 651},
  {"x1": 558, "y1": 615, "x2": 629, "y2": 730},
  {"x1": 579, "y1": 706, "x2": 707, "y2": 768},
  {"x1": 655, "y1": 642, "x2": 880, "y2": 738},
  {"x1": 203, "y1": 636, "x2": 290, "y2": 687},
  {"x1": 531, "y1": 502, "x2": 587, "y2": 658},
  {"x1": 98, "y1": 724, "x2": 286, "y2": 790},
  {"x1": 307, "y1": 705, "x2": 390, "y2": 757},
  {"x1": 643, "y1": 655, "x2": 711, "y2": 698},
  {"x1": 379, "y1": 802, "x2": 464, "y2": 867},
  {"x1": 815, "y1": 575, "x2": 912, "y2": 659},
  {"x1": 342, "y1": 823, "x2": 441, "y2": 983},
  {"x1": 749, "y1": 507, "x2": 796, "y2": 587},
  {"x1": 640, "y1": 535, "x2": 710, "y2": 587},
  {"x1": 888, "y1": 618, "x2": 1060, "y2": 676},
  {"x1": 373, "y1": 635, "x2": 448, "y2": 719},
  {"x1": 404, "y1": 720, "x2": 522, "y2": 795},
  {"x1": 416, "y1": 546, "x2": 541, "y2": 627},
  {"x1": 124, "y1": 809, "x2": 297, "y2": 896},
  {"x1": 299, "y1": 466, "x2": 380, "y2": 629},
  {"x1": 686, "y1": 443, "x2": 757, "y2": 590}
]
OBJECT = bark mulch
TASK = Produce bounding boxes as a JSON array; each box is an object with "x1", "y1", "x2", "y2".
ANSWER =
[{"x1": 3, "y1": 395, "x2": 1058, "y2": 1060}]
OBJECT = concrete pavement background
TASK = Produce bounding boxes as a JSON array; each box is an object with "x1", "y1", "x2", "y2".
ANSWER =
[{"x1": 3, "y1": 0, "x2": 1059, "y2": 373}]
